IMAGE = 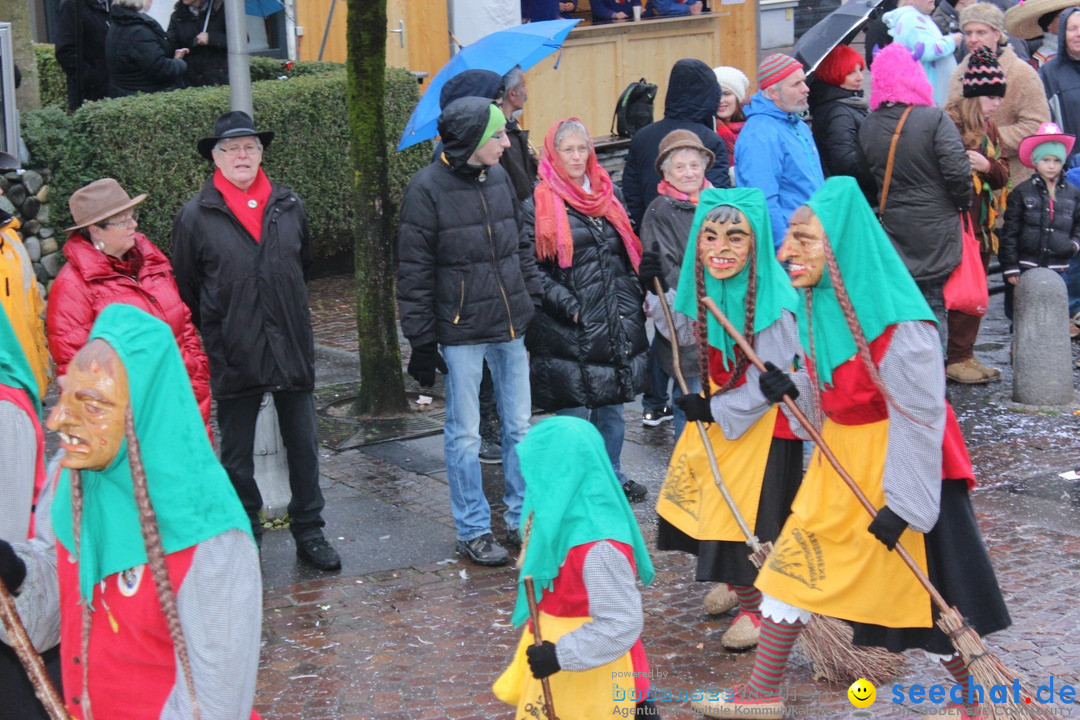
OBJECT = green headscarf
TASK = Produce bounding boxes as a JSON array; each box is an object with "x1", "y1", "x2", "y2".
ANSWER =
[
  {"x1": 801, "y1": 176, "x2": 935, "y2": 388},
  {"x1": 673, "y1": 187, "x2": 798, "y2": 369},
  {"x1": 512, "y1": 416, "x2": 654, "y2": 627},
  {"x1": 0, "y1": 305, "x2": 41, "y2": 419},
  {"x1": 52, "y1": 304, "x2": 252, "y2": 603}
]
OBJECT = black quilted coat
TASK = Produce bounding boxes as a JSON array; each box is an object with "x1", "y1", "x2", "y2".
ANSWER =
[
  {"x1": 105, "y1": 4, "x2": 186, "y2": 97},
  {"x1": 1000, "y1": 173, "x2": 1080, "y2": 275},
  {"x1": 397, "y1": 97, "x2": 543, "y2": 349},
  {"x1": 522, "y1": 193, "x2": 648, "y2": 411}
]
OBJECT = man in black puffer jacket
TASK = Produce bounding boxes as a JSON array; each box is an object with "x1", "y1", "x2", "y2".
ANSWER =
[
  {"x1": 621, "y1": 58, "x2": 732, "y2": 228},
  {"x1": 106, "y1": 0, "x2": 188, "y2": 97},
  {"x1": 398, "y1": 97, "x2": 543, "y2": 567}
]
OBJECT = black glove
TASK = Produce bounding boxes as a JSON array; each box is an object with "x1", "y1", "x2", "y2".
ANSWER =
[
  {"x1": 0, "y1": 540, "x2": 27, "y2": 594},
  {"x1": 758, "y1": 361, "x2": 799, "y2": 404},
  {"x1": 407, "y1": 342, "x2": 447, "y2": 388},
  {"x1": 674, "y1": 392, "x2": 712, "y2": 423},
  {"x1": 526, "y1": 640, "x2": 561, "y2": 679},
  {"x1": 638, "y1": 242, "x2": 669, "y2": 295},
  {"x1": 868, "y1": 506, "x2": 908, "y2": 551}
]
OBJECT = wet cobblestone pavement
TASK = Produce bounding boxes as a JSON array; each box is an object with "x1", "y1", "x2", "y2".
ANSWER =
[{"x1": 252, "y1": 277, "x2": 1080, "y2": 719}]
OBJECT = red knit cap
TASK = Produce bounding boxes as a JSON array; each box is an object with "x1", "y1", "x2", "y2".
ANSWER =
[
  {"x1": 758, "y1": 53, "x2": 803, "y2": 90},
  {"x1": 815, "y1": 45, "x2": 865, "y2": 87}
]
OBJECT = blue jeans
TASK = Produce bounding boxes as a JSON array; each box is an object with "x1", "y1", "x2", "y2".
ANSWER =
[
  {"x1": 670, "y1": 375, "x2": 704, "y2": 443},
  {"x1": 555, "y1": 404, "x2": 629, "y2": 484},
  {"x1": 1064, "y1": 253, "x2": 1080, "y2": 318},
  {"x1": 641, "y1": 335, "x2": 671, "y2": 412},
  {"x1": 441, "y1": 338, "x2": 531, "y2": 541}
]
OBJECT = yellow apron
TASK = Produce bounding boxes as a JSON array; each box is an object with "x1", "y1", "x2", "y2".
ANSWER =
[
  {"x1": 754, "y1": 418, "x2": 933, "y2": 628},
  {"x1": 656, "y1": 406, "x2": 779, "y2": 542},
  {"x1": 493, "y1": 613, "x2": 639, "y2": 719}
]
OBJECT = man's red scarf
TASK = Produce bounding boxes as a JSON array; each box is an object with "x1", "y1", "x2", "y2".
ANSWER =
[
  {"x1": 533, "y1": 118, "x2": 641, "y2": 270},
  {"x1": 214, "y1": 167, "x2": 272, "y2": 242}
]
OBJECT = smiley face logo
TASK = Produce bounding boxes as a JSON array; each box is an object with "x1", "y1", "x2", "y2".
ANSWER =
[{"x1": 848, "y1": 678, "x2": 876, "y2": 708}]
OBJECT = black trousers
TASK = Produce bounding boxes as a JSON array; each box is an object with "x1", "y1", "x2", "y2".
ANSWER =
[{"x1": 217, "y1": 390, "x2": 326, "y2": 541}]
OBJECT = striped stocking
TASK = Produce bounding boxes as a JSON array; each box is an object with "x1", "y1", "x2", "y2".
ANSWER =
[
  {"x1": 940, "y1": 654, "x2": 980, "y2": 711},
  {"x1": 732, "y1": 584, "x2": 762, "y2": 616},
  {"x1": 745, "y1": 616, "x2": 805, "y2": 698}
]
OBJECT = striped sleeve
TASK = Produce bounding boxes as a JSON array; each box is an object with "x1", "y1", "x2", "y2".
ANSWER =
[
  {"x1": 161, "y1": 529, "x2": 262, "y2": 720},
  {"x1": 554, "y1": 541, "x2": 643, "y2": 672},
  {"x1": 878, "y1": 321, "x2": 946, "y2": 533}
]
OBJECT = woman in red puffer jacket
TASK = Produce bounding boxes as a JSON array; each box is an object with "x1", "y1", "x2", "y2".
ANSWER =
[{"x1": 46, "y1": 179, "x2": 212, "y2": 430}]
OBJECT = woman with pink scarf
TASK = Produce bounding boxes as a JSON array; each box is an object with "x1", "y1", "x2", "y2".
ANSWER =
[{"x1": 522, "y1": 117, "x2": 651, "y2": 504}]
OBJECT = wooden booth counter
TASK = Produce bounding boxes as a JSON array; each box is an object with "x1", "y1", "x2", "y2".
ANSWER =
[{"x1": 521, "y1": 10, "x2": 757, "y2": 142}]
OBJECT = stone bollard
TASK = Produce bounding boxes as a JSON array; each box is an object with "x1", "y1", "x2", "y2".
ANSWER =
[
  {"x1": 1012, "y1": 268, "x2": 1075, "y2": 407},
  {"x1": 253, "y1": 393, "x2": 292, "y2": 520}
]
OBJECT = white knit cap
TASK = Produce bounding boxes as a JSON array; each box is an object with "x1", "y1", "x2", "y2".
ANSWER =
[{"x1": 713, "y1": 66, "x2": 751, "y2": 104}]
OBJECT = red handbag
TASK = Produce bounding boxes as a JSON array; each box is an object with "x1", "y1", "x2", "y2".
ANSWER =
[{"x1": 944, "y1": 214, "x2": 988, "y2": 317}]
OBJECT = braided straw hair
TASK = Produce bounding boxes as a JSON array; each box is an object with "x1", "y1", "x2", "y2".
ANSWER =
[
  {"x1": 693, "y1": 205, "x2": 757, "y2": 397},
  {"x1": 68, "y1": 341, "x2": 201, "y2": 719},
  {"x1": 125, "y1": 405, "x2": 201, "y2": 720}
]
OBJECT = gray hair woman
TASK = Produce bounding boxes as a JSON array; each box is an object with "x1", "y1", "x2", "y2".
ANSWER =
[
  {"x1": 639, "y1": 129, "x2": 714, "y2": 442},
  {"x1": 106, "y1": 0, "x2": 189, "y2": 97}
]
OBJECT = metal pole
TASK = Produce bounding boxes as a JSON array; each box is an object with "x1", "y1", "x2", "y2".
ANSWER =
[{"x1": 224, "y1": 0, "x2": 252, "y2": 116}]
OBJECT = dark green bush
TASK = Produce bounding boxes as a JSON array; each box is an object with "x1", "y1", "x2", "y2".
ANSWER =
[
  {"x1": 248, "y1": 57, "x2": 344, "y2": 81},
  {"x1": 44, "y1": 67, "x2": 430, "y2": 261},
  {"x1": 34, "y1": 44, "x2": 66, "y2": 109},
  {"x1": 21, "y1": 105, "x2": 73, "y2": 170}
]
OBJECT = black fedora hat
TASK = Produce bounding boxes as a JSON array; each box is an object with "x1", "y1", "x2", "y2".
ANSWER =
[{"x1": 197, "y1": 111, "x2": 275, "y2": 161}]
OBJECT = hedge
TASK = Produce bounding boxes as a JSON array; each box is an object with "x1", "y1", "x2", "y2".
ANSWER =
[
  {"x1": 34, "y1": 43, "x2": 66, "y2": 109},
  {"x1": 33, "y1": 44, "x2": 349, "y2": 109},
  {"x1": 22, "y1": 64, "x2": 431, "y2": 262}
]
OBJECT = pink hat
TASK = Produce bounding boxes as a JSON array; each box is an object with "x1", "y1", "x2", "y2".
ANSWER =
[{"x1": 1018, "y1": 122, "x2": 1076, "y2": 169}]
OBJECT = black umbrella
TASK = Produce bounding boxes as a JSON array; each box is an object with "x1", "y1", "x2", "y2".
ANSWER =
[{"x1": 793, "y1": 0, "x2": 887, "y2": 75}]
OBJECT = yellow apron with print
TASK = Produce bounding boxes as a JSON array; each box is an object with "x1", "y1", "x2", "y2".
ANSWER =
[
  {"x1": 656, "y1": 406, "x2": 779, "y2": 542},
  {"x1": 493, "y1": 612, "x2": 639, "y2": 719},
  {"x1": 754, "y1": 418, "x2": 933, "y2": 628}
]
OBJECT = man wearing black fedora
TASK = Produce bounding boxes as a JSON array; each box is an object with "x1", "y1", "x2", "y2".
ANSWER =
[{"x1": 171, "y1": 110, "x2": 341, "y2": 571}]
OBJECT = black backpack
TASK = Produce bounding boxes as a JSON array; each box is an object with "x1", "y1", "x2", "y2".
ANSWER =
[{"x1": 611, "y1": 78, "x2": 657, "y2": 138}]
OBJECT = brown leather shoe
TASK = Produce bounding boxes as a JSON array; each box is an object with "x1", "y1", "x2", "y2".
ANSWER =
[
  {"x1": 946, "y1": 359, "x2": 990, "y2": 385},
  {"x1": 970, "y1": 357, "x2": 1001, "y2": 381}
]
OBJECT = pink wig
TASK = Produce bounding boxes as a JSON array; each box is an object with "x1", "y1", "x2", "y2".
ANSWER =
[{"x1": 868, "y1": 44, "x2": 935, "y2": 111}]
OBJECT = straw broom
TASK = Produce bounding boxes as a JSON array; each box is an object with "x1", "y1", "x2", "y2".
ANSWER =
[
  {"x1": 516, "y1": 514, "x2": 557, "y2": 720},
  {"x1": 654, "y1": 283, "x2": 903, "y2": 685},
  {"x1": 0, "y1": 578, "x2": 70, "y2": 719},
  {"x1": 702, "y1": 295, "x2": 1056, "y2": 719}
]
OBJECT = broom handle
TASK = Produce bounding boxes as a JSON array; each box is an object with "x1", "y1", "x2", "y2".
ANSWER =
[
  {"x1": 653, "y1": 281, "x2": 764, "y2": 552},
  {"x1": 523, "y1": 576, "x2": 557, "y2": 720},
  {"x1": 0, "y1": 578, "x2": 70, "y2": 720},
  {"x1": 701, "y1": 296, "x2": 952, "y2": 612}
]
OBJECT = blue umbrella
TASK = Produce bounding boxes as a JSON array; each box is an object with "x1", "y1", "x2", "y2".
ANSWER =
[
  {"x1": 397, "y1": 19, "x2": 580, "y2": 151},
  {"x1": 246, "y1": 0, "x2": 284, "y2": 18}
]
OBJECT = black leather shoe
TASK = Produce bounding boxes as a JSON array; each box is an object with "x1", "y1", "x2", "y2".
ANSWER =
[
  {"x1": 456, "y1": 533, "x2": 509, "y2": 566},
  {"x1": 504, "y1": 527, "x2": 522, "y2": 549},
  {"x1": 622, "y1": 480, "x2": 648, "y2": 503},
  {"x1": 296, "y1": 536, "x2": 341, "y2": 571}
]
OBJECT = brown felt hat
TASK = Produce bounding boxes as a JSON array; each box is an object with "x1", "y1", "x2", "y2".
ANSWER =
[
  {"x1": 655, "y1": 130, "x2": 715, "y2": 177},
  {"x1": 64, "y1": 178, "x2": 147, "y2": 233}
]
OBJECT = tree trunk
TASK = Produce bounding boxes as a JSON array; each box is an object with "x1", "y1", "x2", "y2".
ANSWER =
[
  {"x1": 0, "y1": 0, "x2": 42, "y2": 110},
  {"x1": 346, "y1": 0, "x2": 407, "y2": 414}
]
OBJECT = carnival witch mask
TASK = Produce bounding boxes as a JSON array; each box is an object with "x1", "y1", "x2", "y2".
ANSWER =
[
  {"x1": 698, "y1": 209, "x2": 753, "y2": 281},
  {"x1": 48, "y1": 340, "x2": 130, "y2": 471},
  {"x1": 777, "y1": 208, "x2": 826, "y2": 289}
]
